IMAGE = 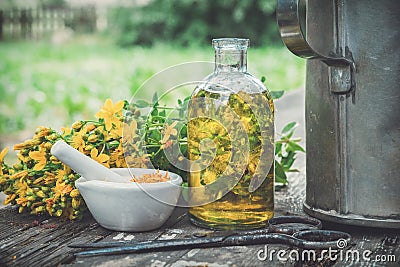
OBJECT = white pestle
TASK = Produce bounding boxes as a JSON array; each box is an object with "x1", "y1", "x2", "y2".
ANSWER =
[{"x1": 50, "y1": 140, "x2": 124, "y2": 182}]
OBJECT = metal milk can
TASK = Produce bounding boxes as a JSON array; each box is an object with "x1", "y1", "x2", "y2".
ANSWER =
[{"x1": 277, "y1": 0, "x2": 400, "y2": 228}]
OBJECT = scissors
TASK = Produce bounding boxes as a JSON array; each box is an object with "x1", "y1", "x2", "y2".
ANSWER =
[{"x1": 70, "y1": 216, "x2": 351, "y2": 257}]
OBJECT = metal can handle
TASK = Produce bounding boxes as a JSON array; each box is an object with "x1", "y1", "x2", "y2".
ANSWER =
[
  {"x1": 276, "y1": 0, "x2": 355, "y2": 94},
  {"x1": 276, "y1": 0, "x2": 353, "y2": 67},
  {"x1": 276, "y1": 0, "x2": 317, "y2": 59}
]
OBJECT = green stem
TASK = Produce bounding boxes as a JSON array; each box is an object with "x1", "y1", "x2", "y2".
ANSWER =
[
  {"x1": 152, "y1": 147, "x2": 163, "y2": 157},
  {"x1": 100, "y1": 143, "x2": 106, "y2": 154},
  {"x1": 150, "y1": 116, "x2": 168, "y2": 120},
  {"x1": 83, "y1": 120, "x2": 102, "y2": 125},
  {"x1": 144, "y1": 144, "x2": 162, "y2": 148},
  {"x1": 155, "y1": 107, "x2": 176, "y2": 110}
]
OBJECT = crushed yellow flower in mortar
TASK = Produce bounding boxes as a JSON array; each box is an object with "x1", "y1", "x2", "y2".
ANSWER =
[{"x1": 130, "y1": 170, "x2": 170, "y2": 183}]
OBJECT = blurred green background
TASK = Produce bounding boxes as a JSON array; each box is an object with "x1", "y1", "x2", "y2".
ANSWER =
[{"x1": 0, "y1": 0, "x2": 305, "y2": 159}]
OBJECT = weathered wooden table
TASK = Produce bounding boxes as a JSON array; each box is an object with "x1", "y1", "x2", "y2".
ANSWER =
[{"x1": 1, "y1": 168, "x2": 399, "y2": 267}]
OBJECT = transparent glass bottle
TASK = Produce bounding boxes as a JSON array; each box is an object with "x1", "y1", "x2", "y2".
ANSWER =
[{"x1": 188, "y1": 38, "x2": 274, "y2": 230}]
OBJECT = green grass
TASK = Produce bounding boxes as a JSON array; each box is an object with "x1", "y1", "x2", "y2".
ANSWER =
[{"x1": 0, "y1": 35, "x2": 305, "y2": 142}]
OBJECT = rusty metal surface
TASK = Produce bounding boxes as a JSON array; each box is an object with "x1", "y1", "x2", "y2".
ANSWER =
[{"x1": 277, "y1": 0, "x2": 400, "y2": 227}]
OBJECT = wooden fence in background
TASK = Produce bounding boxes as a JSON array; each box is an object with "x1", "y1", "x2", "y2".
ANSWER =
[{"x1": 0, "y1": 6, "x2": 98, "y2": 41}]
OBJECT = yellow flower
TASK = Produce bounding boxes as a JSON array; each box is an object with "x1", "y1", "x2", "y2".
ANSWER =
[
  {"x1": 72, "y1": 134, "x2": 85, "y2": 152},
  {"x1": 15, "y1": 179, "x2": 30, "y2": 198},
  {"x1": 72, "y1": 121, "x2": 83, "y2": 130},
  {"x1": 17, "y1": 152, "x2": 29, "y2": 163},
  {"x1": 29, "y1": 147, "x2": 47, "y2": 171},
  {"x1": 50, "y1": 170, "x2": 62, "y2": 184},
  {"x1": 78, "y1": 125, "x2": 88, "y2": 134},
  {"x1": 123, "y1": 120, "x2": 138, "y2": 142},
  {"x1": 53, "y1": 180, "x2": 73, "y2": 201},
  {"x1": 0, "y1": 147, "x2": 8, "y2": 163},
  {"x1": 110, "y1": 143, "x2": 126, "y2": 168},
  {"x1": 10, "y1": 170, "x2": 28, "y2": 180},
  {"x1": 36, "y1": 126, "x2": 50, "y2": 138},
  {"x1": 90, "y1": 148, "x2": 110, "y2": 167},
  {"x1": 13, "y1": 140, "x2": 34, "y2": 150},
  {"x1": 88, "y1": 135, "x2": 98, "y2": 143},
  {"x1": 62, "y1": 127, "x2": 72, "y2": 136},
  {"x1": 95, "y1": 99, "x2": 124, "y2": 131},
  {"x1": 109, "y1": 121, "x2": 123, "y2": 140},
  {"x1": 4, "y1": 194, "x2": 16, "y2": 205},
  {"x1": 95, "y1": 99, "x2": 125, "y2": 131},
  {"x1": 162, "y1": 140, "x2": 174, "y2": 149},
  {"x1": 0, "y1": 147, "x2": 9, "y2": 175},
  {"x1": 70, "y1": 189, "x2": 80, "y2": 198},
  {"x1": 125, "y1": 154, "x2": 149, "y2": 168},
  {"x1": 72, "y1": 198, "x2": 80, "y2": 209},
  {"x1": 114, "y1": 155, "x2": 127, "y2": 168},
  {"x1": 86, "y1": 124, "x2": 96, "y2": 132},
  {"x1": 16, "y1": 197, "x2": 28, "y2": 206},
  {"x1": 162, "y1": 121, "x2": 178, "y2": 144},
  {"x1": 45, "y1": 198, "x2": 55, "y2": 215}
]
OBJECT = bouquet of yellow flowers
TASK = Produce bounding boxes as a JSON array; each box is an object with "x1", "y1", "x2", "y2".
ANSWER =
[
  {"x1": 0, "y1": 94, "x2": 303, "y2": 220},
  {"x1": 0, "y1": 98, "x2": 187, "y2": 219}
]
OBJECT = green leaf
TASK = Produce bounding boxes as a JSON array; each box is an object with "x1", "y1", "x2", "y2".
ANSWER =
[
  {"x1": 270, "y1": 90, "x2": 284, "y2": 100},
  {"x1": 180, "y1": 125, "x2": 187, "y2": 138},
  {"x1": 287, "y1": 141, "x2": 305, "y2": 152},
  {"x1": 150, "y1": 107, "x2": 158, "y2": 117},
  {"x1": 261, "y1": 76, "x2": 266, "y2": 83},
  {"x1": 134, "y1": 99, "x2": 151, "y2": 108},
  {"x1": 275, "y1": 142, "x2": 282, "y2": 155},
  {"x1": 282, "y1": 153, "x2": 296, "y2": 170},
  {"x1": 123, "y1": 100, "x2": 130, "y2": 109},
  {"x1": 275, "y1": 175, "x2": 289, "y2": 185},
  {"x1": 285, "y1": 130, "x2": 295, "y2": 139},
  {"x1": 152, "y1": 92, "x2": 159, "y2": 105},
  {"x1": 274, "y1": 160, "x2": 288, "y2": 185},
  {"x1": 282, "y1": 122, "x2": 297, "y2": 135}
]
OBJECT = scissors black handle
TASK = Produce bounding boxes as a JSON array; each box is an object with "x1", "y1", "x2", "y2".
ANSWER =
[
  {"x1": 189, "y1": 215, "x2": 323, "y2": 238},
  {"x1": 223, "y1": 230, "x2": 350, "y2": 250},
  {"x1": 268, "y1": 215, "x2": 322, "y2": 234}
]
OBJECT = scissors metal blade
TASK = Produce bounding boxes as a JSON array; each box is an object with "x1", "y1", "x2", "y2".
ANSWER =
[
  {"x1": 73, "y1": 235, "x2": 228, "y2": 257},
  {"x1": 70, "y1": 216, "x2": 349, "y2": 257},
  {"x1": 69, "y1": 228, "x2": 271, "y2": 249},
  {"x1": 73, "y1": 234, "x2": 296, "y2": 257},
  {"x1": 73, "y1": 230, "x2": 350, "y2": 257}
]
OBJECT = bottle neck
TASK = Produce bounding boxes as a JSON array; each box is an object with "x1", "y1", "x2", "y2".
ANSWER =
[{"x1": 215, "y1": 49, "x2": 247, "y2": 73}]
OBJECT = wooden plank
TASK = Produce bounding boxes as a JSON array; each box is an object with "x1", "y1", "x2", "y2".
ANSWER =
[
  {"x1": 1, "y1": 217, "x2": 86, "y2": 265},
  {"x1": 328, "y1": 223, "x2": 399, "y2": 267},
  {"x1": 28, "y1": 226, "x2": 112, "y2": 267},
  {"x1": 70, "y1": 213, "x2": 199, "y2": 267},
  {"x1": 0, "y1": 207, "x2": 113, "y2": 266}
]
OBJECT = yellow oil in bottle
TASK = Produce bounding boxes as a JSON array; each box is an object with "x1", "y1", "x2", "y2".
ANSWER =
[{"x1": 188, "y1": 89, "x2": 274, "y2": 230}]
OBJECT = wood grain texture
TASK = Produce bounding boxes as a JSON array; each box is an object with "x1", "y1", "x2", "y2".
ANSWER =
[{"x1": 1, "y1": 169, "x2": 397, "y2": 267}]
